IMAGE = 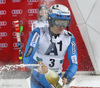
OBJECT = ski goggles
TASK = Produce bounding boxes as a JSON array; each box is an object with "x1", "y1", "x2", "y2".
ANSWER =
[{"x1": 53, "y1": 19, "x2": 70, "y2": 27}]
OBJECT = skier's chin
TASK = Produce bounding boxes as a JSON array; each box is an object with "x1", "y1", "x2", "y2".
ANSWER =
[{"x1": 57, "y1": 29, "x2": 63, "y2": 34}]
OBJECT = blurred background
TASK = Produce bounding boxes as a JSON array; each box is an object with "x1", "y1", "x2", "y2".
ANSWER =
[{"x1": 0, "y1": 0, "x2": 100, "y2": 88}]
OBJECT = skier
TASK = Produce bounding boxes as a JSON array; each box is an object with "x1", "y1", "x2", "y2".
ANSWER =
[
  {"x1": 23, "y1": 4, "x2": 78, "y2": 88},
  {"x1": 31, "y1": 4, "x2": 49, "y2": 31}
]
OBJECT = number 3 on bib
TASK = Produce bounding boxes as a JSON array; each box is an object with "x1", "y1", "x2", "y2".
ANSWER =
[{"x1": 49, "y1": 59, "x2": 55, "y2": 67}]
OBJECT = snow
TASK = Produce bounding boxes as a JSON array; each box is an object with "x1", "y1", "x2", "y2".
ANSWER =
[
  {"x1": 0, "y1": 73, "x2": 100, "y2": 88},
  {"x1": 69, "y1": 74, "x2": 100, "y2": 87},
  {"x1": 0, "y1": 79, "x2": 29, "y2": 88}
]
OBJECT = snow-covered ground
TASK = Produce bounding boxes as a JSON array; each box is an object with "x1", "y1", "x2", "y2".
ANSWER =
[
  {"x1": 0, "y1": 74, "x2": 100, "y2": 88},
  {"x1": 71, "y1": 75, "x2": 100, "y2": 88}
]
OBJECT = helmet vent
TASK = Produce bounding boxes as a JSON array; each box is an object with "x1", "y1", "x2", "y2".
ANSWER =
[
  {"x1": 56, "y1": 15, "x2": 62, "y2": 17},
  {"x1": 67, "y1": 16, "x2": 70, "y2": 18}
]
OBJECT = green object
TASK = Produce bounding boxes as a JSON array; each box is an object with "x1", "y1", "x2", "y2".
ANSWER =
[
  {"x1": 19, "y1": 25, "x2": 23, "y2": 33},
  {"x1": 60, "y1": 60, "x2": 63, "y2": 64},
  {"x1": 36, "y1": 57, "x2": 43, "y2": 61}
]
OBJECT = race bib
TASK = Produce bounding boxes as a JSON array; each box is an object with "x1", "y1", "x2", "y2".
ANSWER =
[{"x1": 33, "y1": 52, "x2": 64, "y2": 74}]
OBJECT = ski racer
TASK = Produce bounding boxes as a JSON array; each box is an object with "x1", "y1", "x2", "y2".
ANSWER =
[
  {"x1": 31, "y1": 4, "x2": 49, "y2": 31},
  {"x1": 23, "y1": 4, "x2": 78, "y2": 88}
]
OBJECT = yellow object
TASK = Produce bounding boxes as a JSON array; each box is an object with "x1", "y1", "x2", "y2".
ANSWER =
[
  {"x1": 19, "y1": 56, "x2": 23, "y2": 60},
  {"x1": 45, "y1": 69, "x2": 63, "y2": 88}
]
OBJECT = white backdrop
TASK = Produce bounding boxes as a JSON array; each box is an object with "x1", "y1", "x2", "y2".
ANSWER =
[{"x1": 69, "y1": 0, "x2": 100, "y2": 74}]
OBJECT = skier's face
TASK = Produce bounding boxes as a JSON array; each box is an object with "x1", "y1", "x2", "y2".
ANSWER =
[
  {"x1": 51, "y1": 25, "x2": 65, "y2": 34},
  {"x1": 50, "y1": 19, "x2": 69, "y2": 34},
  {"x1": 39, "y1": 9, "x2": 48, "y2": 19}
]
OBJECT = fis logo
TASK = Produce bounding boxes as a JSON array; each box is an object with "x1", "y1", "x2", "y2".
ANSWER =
[
  {"x1": 11, "y1": 9, "x2": 23, "y2": 14},
  {"x1": 12, "y1": 0, "x2": 21, "y2": 2},
  {"x1": 28, "y1": 9, "x2": 38, "y2": 13},
  {"x1": 0, "y1": 10, "x2": 7, "y2": 15},
  {"x1": 0, "y1": 43, "x2": 8, "y2": 48},
  {"x1": 0, "y1": 21, "x2": 7, "y2": 26},
  {"x1": 0, "y1": 0, "x2": 6, "y2": 4},
  {"x1": 27, "y1": 0, "x2": 39, "y2": 2}
]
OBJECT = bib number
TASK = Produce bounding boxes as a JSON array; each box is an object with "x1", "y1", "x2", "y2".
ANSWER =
[{"x1": 49, "y1": 59, "x2": 55, "y2": 67}]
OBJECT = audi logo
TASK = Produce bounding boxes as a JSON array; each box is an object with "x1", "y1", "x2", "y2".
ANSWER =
[
  {"x1": 0, "y1": 43, "x2": 8, "y2": 48},
  {"x1": 19, "y1": 20, "x2": 23, "y2": 25},
  {"x1": 28, "y1": 9, "x2": 38, "y2": 13},
  {"x1": 0, "y1": 32, "x2": 7, "y2": 37},
  {"x1": 27, "y1": 0, "x2": 39, "y2": 2},
  {"x1": 0, "y1": 0, "x2": 6, "y2": 4},
  {"x1": 0, "y1": 10, "x2": 7, "y2": 15},
  {"x1": 12, "y1": 32, "x2": 24, "y2": 36},
  {"x1": 12, "y1": 20, "x2": 23, "y2": 25},
  {"x1": 28, "y1": 20, "x2": 35, "y2": 24},
  {"x1": 13, "y1": 42, "x2": 24, "y2": 48},
  {"x1": 12, "y1": 0, "x2": 21, "y2": 2},
  {"x1": 11, "y1": 9, "x2": 23, "y2": 14},
  {"x1": 0, "y1": 21, "x2": 7, "y2": 26},
  {"x1": 45, "y1": 0, "x2": 55, "y2": 1}
]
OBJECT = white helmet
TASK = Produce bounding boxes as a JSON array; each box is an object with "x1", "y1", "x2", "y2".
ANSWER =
[{"x1": 49, "y1": 4, "x2": 71, "y2": 27}]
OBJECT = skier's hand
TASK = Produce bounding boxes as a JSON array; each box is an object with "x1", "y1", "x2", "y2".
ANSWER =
[
  {"x1": 38, "y1": 61, "x2": 48, "y2": 74},
  {"x1": 62, "y1": 77, "x2": 67, "y2": 85},
  {"x1": 52, "y1": 86, "x2": 55, "y2": 88}
]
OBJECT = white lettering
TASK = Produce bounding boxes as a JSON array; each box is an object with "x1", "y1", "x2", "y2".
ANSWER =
[
  {"x1": 45, "y1": 0, "x2": 55, "y2": 1},
  {"x1": 28, "y1": 9, "x2": 38, "y2": 13},
  {"x1": 71, "y1": 42, "x2": 75, "y2": 54},
  {"x1": 12, "y1": 0, "x2": 21, "y2": 2},
  {"x1": 0, "y1": 32, "x2": 7, "y2": 37},
  {"x1": 0, "y1": 0, "x2": 6, "y2": 4},
  {"x1": 27, "y1": 0, "x2": 39, "y2": 2},
  {"x1": 11, "y1": 9, "x2": 23, "y2": 14},
  {"x1": 28, "y1": 20, "x2": 35, "y2": 24},
  {"x1": 0, "y1": 10, "x2": 6, "y2": 15},
  {"x1": 0, "y1": 43, "x2": 8, "y2": 48},
  {"x1": 0, "y1": 21, "x2": 7, "y2": 26}
]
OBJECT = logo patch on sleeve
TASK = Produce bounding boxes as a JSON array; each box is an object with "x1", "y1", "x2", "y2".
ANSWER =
[
  {"x1": 30, "y1": 32, "x2": 39, "y2": 47},
  {"x1": 71, "y1": 41, "x2": 75, "y2": 54},
  {"x1": 71, "y1": 55, "x2": 77, "y2": 64},
  {"x1": 25, "y1": 47, "x2": 34, "y2": 57}
]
